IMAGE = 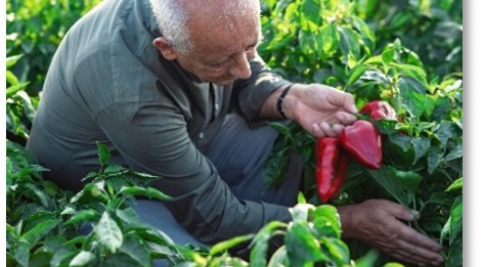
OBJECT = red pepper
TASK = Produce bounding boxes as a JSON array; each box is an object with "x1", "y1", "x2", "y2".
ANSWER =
[
  {"x1": 360, "y1": 100, "x2": 397, "y2": 121},
  {"x1": 340, "y1": 120, "x2": 382, "y2": 169},
  {"x1": 316, "y1": 137, "x2": 349, "y2": 202}
]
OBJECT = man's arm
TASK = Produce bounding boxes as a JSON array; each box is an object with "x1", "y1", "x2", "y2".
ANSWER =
[{"x1": 94, "y1": 101, "x2": 292, "y2": 244}]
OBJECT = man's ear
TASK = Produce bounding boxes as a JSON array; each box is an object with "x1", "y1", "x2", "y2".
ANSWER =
[{"x1": 153, "y1": 37, "x2": 178, "y2": 61}]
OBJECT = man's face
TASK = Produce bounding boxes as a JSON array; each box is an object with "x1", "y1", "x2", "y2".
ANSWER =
[{"x1": 158, "y1": 10, "x2": 261, "y2": 86}]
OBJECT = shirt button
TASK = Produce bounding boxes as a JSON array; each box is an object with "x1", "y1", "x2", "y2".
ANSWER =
[
  {"x1": 215, "y1": 103, "x2": 219, "y2": 111},
  {"x1": 199, "y1": 132, "x2": 205, "y2": 139}
]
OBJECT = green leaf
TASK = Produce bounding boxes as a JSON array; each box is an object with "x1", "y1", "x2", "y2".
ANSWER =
[
  {"x1": 102, "y1": 253, "x2": 144, "y2": 267},
  {"x1": 95, "y1": 212, "x2": 123, "y2": 253},
  {"x1": 119, "y1": 235, "x2": 151, "y2": 267},
  {"x1": 23, "y1": 183, "x2": 53, "y2": 208},
  {"x1": 352, "y1": 17, "x2": 375, "y2": 50},
  {"x1": 411, "y1": 136, "x2": 431, "y2": 165},
  {"x1": 267, "y1": 246, "x2": 289, "y2": 267},
  {"x1": 268, "y1": 122, "x2": 293, "y2": 137},
  {"x1": 338, "y1": 26, "x2": 360, "y2": 58},
  {"x1": 249, "y1": 221, "x2": 287, "y2": 267},
  {"x1": 446, "y1": 178, "x2": 463, "y2": 192},
  {"x1": 318, "y1": 23, "x2": 339, "y2": 56},
  {"x1": 424, "y1": 192, "x2": 454, "y2": 206},
  {"x1": 381, "y1": 48, "x2": 394, "y2": 65},
  {"x1": 22, "y1": 211, "x2": 55, "y2": 232},
  {"x1": 319, "y1": 237, "x2": 350, "y2": 266},
  {"x1": 65, "y1": 209, "x2": 99, "y2": 225},
  {"x1": 96, "y1": 142, "x2": 111, "y2": 167},
  {"x1": 11, "y1": 165, "x2": 49, "y2": 180},
  {"x1": 116, "y1": 208, "x2": 143, "y2": 226},
  {"x1": 446, "y1": 236, "x2": 462, "y2": 267},
  {"x1": 22, "y1": 219, "x2": 61, "y2": 246},
  {"x1": 70, "y1": 251, "x2": 96, "y2": 267},
  {"x1": 210, "y1": 234, "x2": 254, "y2": 256},
  {"x1": 440, "y1": 219, "x2": 450, "y2": 244},
  {"x1": 434, "y1": 121, "x2": 458, "y2": 148},
  {"x1": 391, "y1": 63, "x2": 428, "y2": 88},
  {"x1": 312, "y1": 205, "x2": 342, "y2": 238},
  {"x1": 390, "y1": 169, "x2": 423, "y2": 195},
  {"x1": 135, "y1": 228, "x2": 177, "y2": 249},
  {"x1": 285, "y1": 222, "x2": 326, "y2": 265},
  {"x1": 354, "y1": 250, "x2": 379, "y2": 267},
  {"x1": 43, "y1": 236, "x2": 73, "y2": 253},
  {"x1": 6, "y1": 70, "x2": 20, "y2": 86},
  {"x1": 449, "y1": 196, "x2": 463, "y2": 245},
  {"x1": 7, "y1": 82, "x2": 30, "y2": 98},
  {"x1": 297, "y1": 192, "x2": 307, "y2": 204},
  {"x1": 398, "y1": 77, "x2": 427, "y2": 120},
  {"x1": 6, "y1": 54, "x2": 23, "y2": 68},
  {"x1": 29, "y1": 251, "x2": 51, "y2": 267},
  {"x1": 14, "y1": 241, "x2": 30, "y2": 267},
  {"x1": 346, "y1": 64, "x2": 368, "y2": 87},
  {"x1": 103, "y1": 164, "x2": 127, "y2": 174},
  {"x1": 445, "y1": 143, "x2": 463, "y2": 162},
  {"x1": 430, "y1": 95, "x2": 453, "y2": 121},
  {"x1": 300, "y1": 0, "x2": 320, "y2": 25},
  {"x1": 385, "y1": 134, "x2": 415, "y2": 166},
  {"x1": 427, "y1": 146, "x2": 443, "y2": 175},
  {"x1": 367, "y1": 167, "x2": 411, "y2": 206},
  {"x1": 382, "y1": 263, "x2": 405, "y2": 267},
  {"x1": 263, "y1": 148, "x2": 291, "y2": 189},
  {"x1": 299, "y1": 29, "x2": 317, "y2": 55},
  {"x1": 120, "y1": 186, "x2": 172, "y2": 201},
  {"x1": 360, "y1": 69, "x2": 390, "y2": 85},
  {"x1": 364, "y1": 55, "x2": 384, "y2": 65}
]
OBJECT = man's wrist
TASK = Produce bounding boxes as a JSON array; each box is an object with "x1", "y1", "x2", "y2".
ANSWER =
[
  {"x1": 277, "y1": 84, "x2": 293, "y2": 119},
  {"x1": 336, "y1": 204, "x2": 358, "y2": 239}
]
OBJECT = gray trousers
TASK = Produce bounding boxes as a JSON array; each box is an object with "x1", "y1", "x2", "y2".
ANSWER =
[{"x1": 131, "y1": 114, "x2": 302, "y2": 265}]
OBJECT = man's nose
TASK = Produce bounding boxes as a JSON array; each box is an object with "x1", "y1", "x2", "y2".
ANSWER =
[{"x1": 229, "y1": 52, "x2": 252, "y2": 79}]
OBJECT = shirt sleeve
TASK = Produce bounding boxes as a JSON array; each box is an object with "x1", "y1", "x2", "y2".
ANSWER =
[
  {"x1": 95, "y1": 100, "x2": 292, "y2": 243},
  {"x1": 232, "y1": 53, "x2": 292, "y2": 124}
]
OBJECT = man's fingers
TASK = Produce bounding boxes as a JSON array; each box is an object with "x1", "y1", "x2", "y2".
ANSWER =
[
  {"x1": 342, "y1": 94, "x2": 357, "y2": 114},
  {"x1": 336, "y1": 111, "x2": 357, "y2": 125},
  {"x1": 389, "y1": 239, "x2": 444, "y2": 265},
  {"x1": 319, "y1": 122, "x2": 337, "y2": 137},
  {"x1": 311, "y1": 121, "x2": 339, "y2": 137},
  {"x1": 384, "y1": 201, "x2": 417, "y2": 222},
  {"x1": 331, "y1": 124, "x2": 344, "y2": 135},
  {"x1": 397, "y1": 220, "x2": 442, "y2": 252},
  {"x1": 370, "y1": 220, "x2": 443, "y2": 265}
]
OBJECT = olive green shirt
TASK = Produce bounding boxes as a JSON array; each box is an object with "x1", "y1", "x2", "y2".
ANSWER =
[{"x1": 27, "y1": 0, "x2": 292, "y2": 243}]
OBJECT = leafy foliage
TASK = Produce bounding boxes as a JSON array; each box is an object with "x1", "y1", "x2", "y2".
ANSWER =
[
  {"x1": 6, "y1": 0, "x2": 103, "y2": 95},
  {"x1": 5, "y1": 0, "x2": 462, "y2": 266},
  {"x1": 260, "y1": 0, "x2": 462, "y2": 266}
]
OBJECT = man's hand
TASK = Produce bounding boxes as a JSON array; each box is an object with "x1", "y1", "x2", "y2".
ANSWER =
[
  {"x1": 284, "y1": 83, "x2": 358, "y2": 137},
  {"x1": 338, "y1": 199, "x2": 445, "y2": 266}
]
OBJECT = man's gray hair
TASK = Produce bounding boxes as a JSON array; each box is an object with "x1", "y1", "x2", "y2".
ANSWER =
[
  {"x1": 148, "y1": 0, "x2": 192, "y2": 54},
  {"x1": 148, "y1": 0, "x2": 262, "y2": 55}
]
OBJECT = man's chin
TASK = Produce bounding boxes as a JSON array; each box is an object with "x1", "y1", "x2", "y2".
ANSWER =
[
  {"x1": 200, "y1": 75, "x2": 237, "y2": 86},
  {"x1": 207, "y1": 78, "x2": 236, "y2": 86},
  {"x1": 214, "y1": 80, "x2": 235, "y2": 86}
]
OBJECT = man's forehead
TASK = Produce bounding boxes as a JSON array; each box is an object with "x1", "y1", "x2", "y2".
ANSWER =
[{"x1": 188, "y1": 15, "x2": 260, "y2": 58}]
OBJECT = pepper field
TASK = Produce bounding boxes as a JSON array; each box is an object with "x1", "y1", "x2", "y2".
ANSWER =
[{"x1": 6, "y1": 0, "x2": 463, "y2": 266}]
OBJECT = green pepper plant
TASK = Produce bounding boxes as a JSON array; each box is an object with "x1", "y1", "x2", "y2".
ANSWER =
[{"x1": 260, "y1": 1, "x2": 462, "y2": 266}]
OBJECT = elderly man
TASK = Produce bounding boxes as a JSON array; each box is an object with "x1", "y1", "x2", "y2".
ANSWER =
[{"x1": 26, "y1": 0, "x2": 443, "y2": 265}]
